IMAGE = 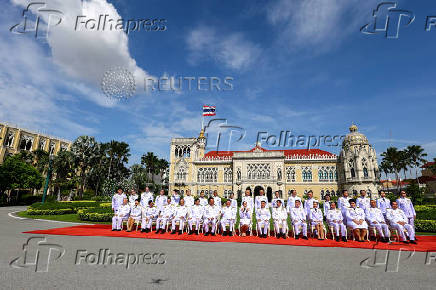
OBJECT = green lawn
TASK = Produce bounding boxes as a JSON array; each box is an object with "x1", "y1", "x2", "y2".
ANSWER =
[{"x1": 17, "y1": 211, "x2": 110, "y2": 224}]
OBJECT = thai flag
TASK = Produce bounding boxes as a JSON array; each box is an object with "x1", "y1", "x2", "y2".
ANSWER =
[{"x1": 203, "y1": 105, "x2": 216, "y2": 116}]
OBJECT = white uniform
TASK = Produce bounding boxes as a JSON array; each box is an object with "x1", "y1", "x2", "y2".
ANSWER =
[
  {"x1": 272, "y1": 206, "x2": 288, "y2": 234},
  {"x1": 346, "y1": 207, "x2": 368, "y2": 229},
  {"x1": 377, "y1": 197, "x2": 391, "y2": 215},
  {"x1": 255, "y1": 195, "x2": 268, "y2": 210},
  {"x1": 386, "y1": 208, "x2": 415, "y2": 241},
  {"x1": 184, "y1": 195, "x2": 195, "y2": 208},
  {"x1": 171, "y1": 194, "x2": 181, "y2": 205},
  {"x1": 141, "y1": 206, "x2": 158, "y2": 230},
  {"x1": 337, "y1": 196, "x2": 351, "y2": 221},
  {"x1": 155, "y1": 195, "x2": 168, "y2": 211},
  {"x1": 239, "y1": 206, "x2": 252, "y2": 226},
  {"x1": 213, "y1": 195, "x2": 222, "y2": 208},
  {"x1": 171, "y1": 205, "x2": 189, "y2": 231},
  {"x1": 366, "y1": 207, "x2": 390, "y2": 238},
  {"x1": 221, "y1": 205, "x2": 237, "y2": 232},
  {"x1": 229, "y1": 198, "x2": 238, "y2": 208},
  {"x1": 129, "y1": 204, "x2": 142, "y2": 221},
  {"x1": 326, "y1": 208, "x2": 346, "y2": 237},
  {"x1": 290, "y1": 207, "x2": 308, "y2": 237},
  {"x1": 203, "y1": 205, "x2": 221, "y2": 233},
  {"x1": 188, "y1": 204, "x2": 204, "y2": 231},
  {"x1": 242, "y1": 196, "x2": 254, "y2": 210},
  {"x1": 140, "y1": 192, "x2": 154, "y2": 207},
  {"x1": 112, "y1": 203, "x2": 130, "y2": 230},
  {"x1": 309, "y1": 207, "x2": 323, "y2": 226},
  {"x1": 304, "y1": 198, "x2": 315, "y2": 218},
  {"x1": 128, "y1": 194, "x2": 139, "y2": 207},
  {"x1": 323, "y1": 201, "x2": 331, "y2": 216},
  {"x1": 111, "y1": 193, "x2": 126, "y2": 211},
  {"x1": 396, "y1": 197, "x2": 416, "y2": 227},
  {"x1": 256, "y1": 207, "x2": 271, "y2": 235},
  {"x1": 199, "y1": 197, "x2": 208, "y2": 207},
  {"x1": 286, "y1": 196, "x2": 302, "y2": 212},
  {"x1": 356, "y1": 196, "x2": 371, "y2": 212},
  {"x1": 271, "y1": 197, "x2": 284, "y2": 209},
  {"x1": 156, "y1": 204, "x2": 174, "y2": 231}
]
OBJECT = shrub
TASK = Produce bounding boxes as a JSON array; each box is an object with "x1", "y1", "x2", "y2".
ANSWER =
[
  {"x1": 78, "y1": 207, "x2": 113, "y2": 222},
  {"x1": 415, "y1": 205, "x2": 436, "y2": 220},
  {"x1": 415, "y1": 220, "x2": 436, "y2": 233},
  {"x1": 29, "y1": 201, "x2": 101, "y2": 213},
  {"x1": 27, "y1": 208, "x2": 75, "y2": 215},
  {"x1": 99, "y1": 202, "x2": 112, "y2": 208}
]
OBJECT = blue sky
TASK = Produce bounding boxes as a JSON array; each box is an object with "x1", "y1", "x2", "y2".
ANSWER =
[{"x1": 1, "y1": 0, "x2": 435, "y2": 166}]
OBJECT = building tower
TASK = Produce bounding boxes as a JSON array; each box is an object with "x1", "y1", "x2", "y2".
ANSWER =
[{"x1": 338, "y1": 124, "x2": 380, "y2": 196}]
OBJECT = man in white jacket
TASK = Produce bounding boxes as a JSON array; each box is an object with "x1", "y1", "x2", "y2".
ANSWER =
[
  {"x1": 221, "y1": 200, "x2": 237, "y2": 236},
  {"x1": 386, "y1": 201, "x2": 416, "y2": 244},
  {"x1": 290, "y1": 200, "x2": 308, "y2": 240},
  {"x1": 272, "y1": 200, "x2": 288, "y2": 239}
]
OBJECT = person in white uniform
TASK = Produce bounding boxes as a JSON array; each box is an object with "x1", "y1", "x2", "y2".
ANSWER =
[
  {"x1": 155, "y1": 197, "x2": 174, "y2": 234},
  {"x1": 199, "y1": 191, "x2": 208, "y2": 207},
  {"x1": 255, "y1": 189, "x2": 268, "y2": 210},
  {"x1": 346, "y1": 199, "x2": 368, "y2": 242},
  {"x1": 228, "y1": 192, "x2": 238, "y2": 208},
  {"x1": 171, "y1": 190, "x2": 181, "y2": 206},
  {"x1": 356, "y1": 190, "x2": 371, "y2": 213},
  {"x1": 128, "y1": 190, "x2": 139, "y2": 207},
  {"x1": 141, "y1": 200, "x2": 158, "y2": 232},
  {"x1": 386, "y1": 201, "x2": 416, "y2": 244},
  {"x1": 171, "y1": 198, "x2": 189, "y2": 235},
  {"x1": 242, "y1": 189, "x2": 254, "y2": 210},
  {"x1": 256, "y1": 200, "x2": 271, "y2": 238},
  {"x1": 140, "y1": 187, "x2": 154, "y2": 208},
  {"x1": 304, "y1": 190, "x2": 315, "y2": 219},
  {"x1": 239, "y1": 201, "x2": 253, "y2": 236},
  {"x1": 376, "y1": 191, "x2": 391, "y2": 217},
  {"x1": 366, "y1": 199, "x2": 390, "y2": 243},
  {"x1": 271, "y1": 191, "x2": 284, "y2": 208},
  {"x1": 326, "y1": 202, "x2": 347, "y2": 242},
  {"x1": 221, "y1": 200, "x2": 237, "y2": 236},
  {"x1": 272, "y1": 200, "x2": 288, "y2": 239},
  {"x1": 184, "y1": 189, "x2": 195, "y2": 208},
  {"x1": 212, "y1": 191, "x2": 222, "y2": 208},
  {"x1": 286, "y1": 190, "x2": 302, "y2": 213},
  {"x1": 188, "y1": 198, "x2": 204, "y2": 235},
  {"x1": 290, "y1": 200, "x2": 308, "y2": 240},
  {"x1": 111, "y1": 187, "x2": 126, "y2": 213},
  {"x1": 154, "y1": 189, "x2": 167, "y2": 212},
  {"x1": 309, "y1": 201, "x2": 325, "y2": 240},
  {"x1": 127, "y1": 199, "x2": 142, "y2": 231},
  {"x1": 203, "y1": 197, "x2": 221, "y2": 236},
  {"x1": 337, "y1": 190, "x2": 351, "y2": 222},
  {"x1": 323, "y1": 194, "x2": 331, "y2": 216},
  {"x1": 112, "y1": 198, "x2": 130, "y2": 231},
  {"x1": 396, "y1": 191, "x2": 416, "y2": 227}
]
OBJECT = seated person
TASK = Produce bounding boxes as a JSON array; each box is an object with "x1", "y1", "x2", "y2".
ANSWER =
[
  {"x1": 203, "y1": 197, "x2": 221, "y2": 236},
  {"x1": 326, "y1": 202, "x2": 347, "y2": 242},
  {"x1": 112, "y1": 198, "x2": 130, "y2": 231},
  {"x1": 221, "y1": 200, "x2": 237, "y2": 236},
  {"x1": 255, "y1": 190, "x2": 268, "y2": 210},
  {"x1": 155, "y1": 197, "x2": 174, "y2": 234},
  {"x1": 386, "y1": 201, "x2": 416, "y2": 244},
  {"x1": 188, "y1": 198, "x2": 204, "y2": 235},
  {"x1": 346, "y1": 199, "x2": 368, "y2": 242},
  {"x1": 309, "y1": 201, "x2": 325, "y2": 240},
  {"x1": 290, "y1": 200, "x2": 308, "y2": 240},
  {"x1": 171, "y1": 198, "x2": 189, "y2": 235},
  {"x1": 272, "y1": 200, "x2": 288, "y2": 239},
  {"x1": 271, "y1": 191, "x2": 284, "y2": 208},
  {"x1": 127, "y1": 199, "x2": 142, "y2": 232},
  {"x1": 141, "y1": 200, "x2": 158, "y2": 233},
  {"x1": 239, "y1": 201, "x2": 252, "y2": 236},
  {"x1": 256, "y1": 201, "x2": 271, "y2": 238},
  {"x1": 366, "y1": 200, "x2": 390, "y2": 243}
]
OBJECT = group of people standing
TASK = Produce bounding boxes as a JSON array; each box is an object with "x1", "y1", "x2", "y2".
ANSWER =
[{"x1": 111, "y1": 186, "x2": 417, "y2": 244}]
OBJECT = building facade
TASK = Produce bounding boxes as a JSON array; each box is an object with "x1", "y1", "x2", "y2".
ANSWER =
[
  {"x1": 169, "y1": 125, "x2": 380, "y2": 200},
  {"x1": 0, "y1": 122, "x2": 72, "y2": 163}
]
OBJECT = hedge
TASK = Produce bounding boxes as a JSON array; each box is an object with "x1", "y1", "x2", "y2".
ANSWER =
[
  {"x1": 30, "y1": 201, "x2": 100, "y2": 211},
  {"x1": 27, "y1": 208, "x2": 75, "y2": 215},
  {"x1": 415, "y1": 220, "x2": 436, "y2": 233},
  {"x1": 415, "y1": 206, "x2": 436, "y2": 221},
  {"x1": 78, "y1": 207, "x2": 113, "y2": 222}
]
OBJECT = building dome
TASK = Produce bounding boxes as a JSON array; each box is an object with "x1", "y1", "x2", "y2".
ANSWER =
[{"x1": 342, "y1": 124, "x2": 369, "y2": 147}]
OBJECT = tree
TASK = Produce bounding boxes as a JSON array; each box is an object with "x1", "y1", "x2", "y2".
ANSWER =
[
  {"x1": 141, "y1": 152, "x2": 159, "y2": 183},
  {"x1": 71, "y1": 136, "x2": 100, "y2": 199},
  {"x1": 104, "y1": 140, "x2": 131, "y2": 180},
  {"x1": 406, "y1": 145, "x2": 427, "y2": 185},
  {"x1": 0, "y1": 155, "x2": 44, "y2": 202},
  {"x1": 157, "y1": 158, "x2": 169, "y2": 183},
  {"x1": 32, "y1": 149, "x2": 49, "y2": 174},
  {"x1": 130, "y1": 164, "x2": 149, "y2": 189},
  {"x1": 428, "y1": 158, "x2": 436, "y2": 175},
  {"x1": 53, "y1": 151, "x2": 75, "y2": 200}
]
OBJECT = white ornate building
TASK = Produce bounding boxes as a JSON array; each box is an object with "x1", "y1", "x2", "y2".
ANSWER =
[{"x1": 169, "y1": 125, "x2": 379, "y2": 200}]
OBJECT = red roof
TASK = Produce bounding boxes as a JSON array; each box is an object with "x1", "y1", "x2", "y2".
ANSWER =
[
  {"x1": 380, "y1": 180, "x2": 410, "y2": 186},
  {"x1": 204, "y1": 145, "x2": 335, "y2": 158}
]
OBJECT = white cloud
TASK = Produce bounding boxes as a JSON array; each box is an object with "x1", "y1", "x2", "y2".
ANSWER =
[{"x1": 186, "y1": 26, "x2": 261, "y2": 71}]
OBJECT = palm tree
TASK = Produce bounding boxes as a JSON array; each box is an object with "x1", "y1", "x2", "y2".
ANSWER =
[
  {"x1": 53, "y1": 151, "x2": 75, "y2": 200},
  {"x1": 141, "y1": 152, "x2": 159, "y2": 184},
  {"x1": 406, "y1": 145, "x2": 427, "y2": 185},
  {"x1": 104, "y1": 140, "x2": 131, "y2": 180},
  {"x1": 32, "y1": 149, "x2": 49, "y2": 174},
  {"x1": 381, "y1": 147, "x2": 404, "y2": 192},
  {"x1": 157, "y1": 158, "x2": 169, "y2": 183}
]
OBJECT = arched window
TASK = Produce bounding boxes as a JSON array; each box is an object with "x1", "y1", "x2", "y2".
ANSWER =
[{"x1": 302, "y1": 167, "x2": 312, "y2": 182}]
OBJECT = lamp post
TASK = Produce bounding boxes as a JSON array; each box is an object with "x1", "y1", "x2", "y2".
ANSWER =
[{"x1": 42, "y1": 155, "x2": 54, "y2": 204}]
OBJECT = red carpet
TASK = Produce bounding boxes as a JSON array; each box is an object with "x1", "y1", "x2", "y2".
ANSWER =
[{"x1": 24, "y1": 224, "x2": 436, "y2": 252}]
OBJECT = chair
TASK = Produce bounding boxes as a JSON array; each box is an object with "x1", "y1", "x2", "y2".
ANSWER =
[
  {"x1": 274, "y1": 220, "x2": 289, "y2": 238},
  {"x1": 310, "y1": 223, "x2": 327, "y2": 239},
  {"x1": 291, "y1": 223, "x2": 303, "y2": 239},
  {"x1": 256, "y1": 220, "x2": 270, "y2": 237}
]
